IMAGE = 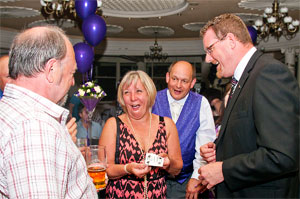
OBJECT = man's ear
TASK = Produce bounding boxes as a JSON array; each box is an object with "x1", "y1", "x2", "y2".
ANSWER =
[
  {"x1": 44, "y1": 58, "x2": 58, "y2": 83},
  {"x1": 166, "y1": 72, "x2": 170, "y2": 84},
  {"x1": 226, "y1": 33, "x2": 236, "y2": 49},
  {"x1": 190, "y1": 78, "x2": 196, "y2": 89}
]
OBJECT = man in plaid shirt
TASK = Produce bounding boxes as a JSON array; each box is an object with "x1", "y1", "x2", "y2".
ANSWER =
[{"x1": 0, "y1": 26, "x2": 98, "y2": 198}]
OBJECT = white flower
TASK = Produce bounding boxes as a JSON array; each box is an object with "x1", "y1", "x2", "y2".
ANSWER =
[
  {"x1": 87, "y1": 82, "x2": 93, "y2": 87},
  {"x1": 94, "y1": 86, "x2": 101, "y2": 93},
  {"x1": 75, "y1": 81, "x2": 106, "y2": 99},
  {"x1": 78, "y1": 89, "x2": 85, "y2": 96}
]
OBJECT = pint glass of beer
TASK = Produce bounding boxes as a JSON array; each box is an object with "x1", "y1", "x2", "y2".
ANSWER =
[{"x1": 87, "y1": 145, "x2": 107, "y2": 190}]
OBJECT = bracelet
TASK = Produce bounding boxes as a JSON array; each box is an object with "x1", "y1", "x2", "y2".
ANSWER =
[{"x1": 124, "y1": 163, "x2": 130, "y2": 174}]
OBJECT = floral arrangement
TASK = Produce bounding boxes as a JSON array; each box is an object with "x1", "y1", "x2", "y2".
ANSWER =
[{"x1": 75, "y1": 81, "x2": 107, "y2": 99}]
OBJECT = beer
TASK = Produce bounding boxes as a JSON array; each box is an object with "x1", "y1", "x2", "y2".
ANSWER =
[
  {"x1": 86, "y1": 145, "x2": 107, "y2": 190},
  {"x1": 88, "y1": 164, "x2": 106, "y2": 190}
]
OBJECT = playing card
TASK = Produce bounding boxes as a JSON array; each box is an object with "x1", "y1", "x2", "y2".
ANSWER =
[{"x1": 145, "y1": 153, "x2": 164, "y2": 167}]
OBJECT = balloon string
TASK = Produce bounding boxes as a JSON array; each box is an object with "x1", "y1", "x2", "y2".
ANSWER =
[
  {"x1": 90, "y1": 46, "x2": 94, "y2": 81},
  {"x1": 82, "y1": 73, "x2": 85, "y2": 84},
  {"x1": 89, "y1": 64, "x2": 93, "y2": 81}
]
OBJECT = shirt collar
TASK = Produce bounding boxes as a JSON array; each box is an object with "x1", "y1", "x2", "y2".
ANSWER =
[
  {"x1": 234, "y1": 47, "x2": 257, "y2": 81},
  {"x1": 4, "y1": 83, "x2": 69, "y2": 124},
  {"x1": 167, "y1": 89, "x2": 189, "y2": 105}
]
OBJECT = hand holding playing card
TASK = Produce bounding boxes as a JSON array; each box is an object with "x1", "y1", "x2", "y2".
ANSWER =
[
  {"x1": 158, "y1": 153, "x2": 170, "y2": 170},
  {"x1": 128, "y1": 162, "x2": 151, "y2": 178},
  {"x1": 145, "y1": 153, "x2": 164, "y2": 167}
]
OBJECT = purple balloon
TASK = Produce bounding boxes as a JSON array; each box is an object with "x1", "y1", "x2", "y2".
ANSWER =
[
  {"x1": 75, "y1": 0, "x2": 97, "y2": 20},
  {"x1": 73, "y1": 42, "x2": 94, "y2": 73},
  {"x1": 247, "y1": 26, "x2": 257, "y2": 44},
  {"x1": 82, "y1": 14, "x2": 107, "y2": 46}
]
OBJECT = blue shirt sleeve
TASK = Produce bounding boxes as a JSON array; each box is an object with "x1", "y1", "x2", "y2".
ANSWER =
[
  {"x1": 0, "y1": 89, "x2": 3, "y2": 99},
  {"x1": 92, "y1": 122, "x2": 102, "y2": 139}
]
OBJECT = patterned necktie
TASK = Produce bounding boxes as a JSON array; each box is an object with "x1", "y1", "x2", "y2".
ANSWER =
[
  {"x1": 228, "y1": 77, "x2": 238, "y2": 103},
  {"x1": 171, "y1": 101, "x2": 182, "y2": 123}
]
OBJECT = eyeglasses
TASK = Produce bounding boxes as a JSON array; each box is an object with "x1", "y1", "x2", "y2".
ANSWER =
[{"x1": 205, "y1": 35, "x2": 227, "y2": 55}]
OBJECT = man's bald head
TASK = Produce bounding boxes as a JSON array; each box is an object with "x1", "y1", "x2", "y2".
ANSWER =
[
  {"x1": 0, "y1": 55, "x2": 10, "y2": 91},
  {"x1": 9, "y1": 26, "x2": 67, "y2": 79}
]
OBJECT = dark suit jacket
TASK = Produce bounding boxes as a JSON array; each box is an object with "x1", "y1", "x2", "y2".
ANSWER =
[{"x1": 215, "y1": 50, "x2": 300, "y2": 198}]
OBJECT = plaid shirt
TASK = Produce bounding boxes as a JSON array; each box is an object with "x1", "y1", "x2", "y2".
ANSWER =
[{"x1": 0, "y1": 84, "x2": 98, "y2": 199}]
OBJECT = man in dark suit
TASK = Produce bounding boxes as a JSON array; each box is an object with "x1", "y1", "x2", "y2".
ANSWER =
[{"x1": 198, "y1": 13, "x2": 299, "y2": 198}]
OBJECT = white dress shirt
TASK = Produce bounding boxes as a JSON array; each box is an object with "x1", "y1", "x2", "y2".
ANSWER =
[
  {"x1": 167, "y1": 90, "x2": 216, "y2": 179},
  {"x1": 234, "y1": 47, "x2": 257, "y2": 81}
]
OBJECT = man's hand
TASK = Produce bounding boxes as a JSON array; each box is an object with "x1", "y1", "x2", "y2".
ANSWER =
[
  {"x1": 185, "y1": 178, "x2": 206, "y2": 199},
  {"x1": 198, "y1": 162, "x2": 224, "y2": 189},
  {"x1": 200, "y1": 142, "x2": 216, "y2": 163},
  {"x1": 66, "y1": 117, "x2": 77, "y2": 143},
  {"x1": 79, "y1": 146, "x2": 87, "y2": 159}
]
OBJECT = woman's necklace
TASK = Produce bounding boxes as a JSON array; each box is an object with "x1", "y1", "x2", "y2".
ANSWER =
[{"x1": 126, "y1": 112, "x2": 152, "y2": 199}]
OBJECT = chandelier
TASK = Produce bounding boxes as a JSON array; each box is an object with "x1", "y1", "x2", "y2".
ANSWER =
[
  {"x1": 40, "y1": 0, "x2": 102, "y2": 26},
  {"x1": 254, "y1": 0, "x2": 299, "y2": 41},
  {"x1": 144, "y1": 32, "x2": 168, "y2": 62}
]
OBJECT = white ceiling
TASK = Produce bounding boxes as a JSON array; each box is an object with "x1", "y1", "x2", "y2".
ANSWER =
[
  {"x1": 0, "y1": 0, "x2": 298, "y2": 39},
  {"x1": 0, "y1": 0, "x2": 299, "y2": 57}
]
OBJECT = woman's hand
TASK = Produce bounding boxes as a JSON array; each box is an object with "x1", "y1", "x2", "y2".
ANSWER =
[
  {"x1": 158, "y1": 153, "x2": 170, "y2": 170},
  {"x1": 127, "y1": 162, "x2": 151, "y2": 178}
]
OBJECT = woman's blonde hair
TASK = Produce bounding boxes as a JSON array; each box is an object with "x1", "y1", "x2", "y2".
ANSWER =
[{"x1": 117, "y1": 70, "x2": 157, "y2": 113}]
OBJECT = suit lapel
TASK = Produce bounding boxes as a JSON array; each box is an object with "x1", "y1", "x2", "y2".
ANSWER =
[{"x1": 215, "y1": 50, "x2": 263, "y2": 146}]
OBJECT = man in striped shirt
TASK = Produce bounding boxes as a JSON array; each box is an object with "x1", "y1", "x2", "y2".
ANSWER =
[{"x1": 0, "y1": 26, "x2": 98, "y2": 198}]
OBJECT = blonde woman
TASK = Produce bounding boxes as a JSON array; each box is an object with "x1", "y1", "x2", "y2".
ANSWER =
[{"x1": 99, "y1": 70, "x2": 182, "y2": 199}]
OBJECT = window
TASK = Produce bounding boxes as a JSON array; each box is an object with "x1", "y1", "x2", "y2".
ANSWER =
[
  {"x1": 146, "y1": 62, "x2": 170, "y2": 91},
  {"x1": 94, "y1": 62, "x2": 117, "y2": 101},
  {"x1": 92, "y1": 57, "x2": 203, "y2": 100},
  {"x1": 120, "y1": 63, "x2": 137, "y2": 77}
]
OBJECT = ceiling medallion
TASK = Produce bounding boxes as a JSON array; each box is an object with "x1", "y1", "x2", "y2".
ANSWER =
[
  {"x1": 138, "y1": 26, "x2": 174, "y2": 37},
  {"x1": 106, "y1": 24, "x2": 124, "y2": 35},
  {"x1": 234, "y1": 13, "x2": 261, "y2": 24},
  {"x1": 0, "y1": 6, "x2": 40, "y2": 18},
  {"x1": 101, "y1": 0, "x2": 188, "y2": 18},
  {"x1": 28, "y1": 19, "x2": 75, "y2": 29},
  {"x1": 182, "y1": 22, "x2": 206, "y2": 32},
  {"x1": 0, "y1": 0, "x2": 19, "y2": 2},
  {"x1": 238, "y1": 0, "x2": 300, "y2": 11}
]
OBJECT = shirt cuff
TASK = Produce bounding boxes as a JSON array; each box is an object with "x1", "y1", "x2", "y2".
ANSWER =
[{"x1": 191, "y1": 169, "x2": 200, "y2": 179}]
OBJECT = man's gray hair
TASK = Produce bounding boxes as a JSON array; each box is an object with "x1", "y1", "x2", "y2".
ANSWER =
[{"x1": 9, "y1": 25, "x2": 68, "y2": 79}]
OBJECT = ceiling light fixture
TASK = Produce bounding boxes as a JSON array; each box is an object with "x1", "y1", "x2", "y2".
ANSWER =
[
  {"x1": 144, "y1": 32, "x2": 168, "y2": 62},
  {"x1": 39, "y1": 0, "x2": 102, "y2": 26},
  {"x1": 254, "y1": 0, "x2": 299, "y2": 41}
]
